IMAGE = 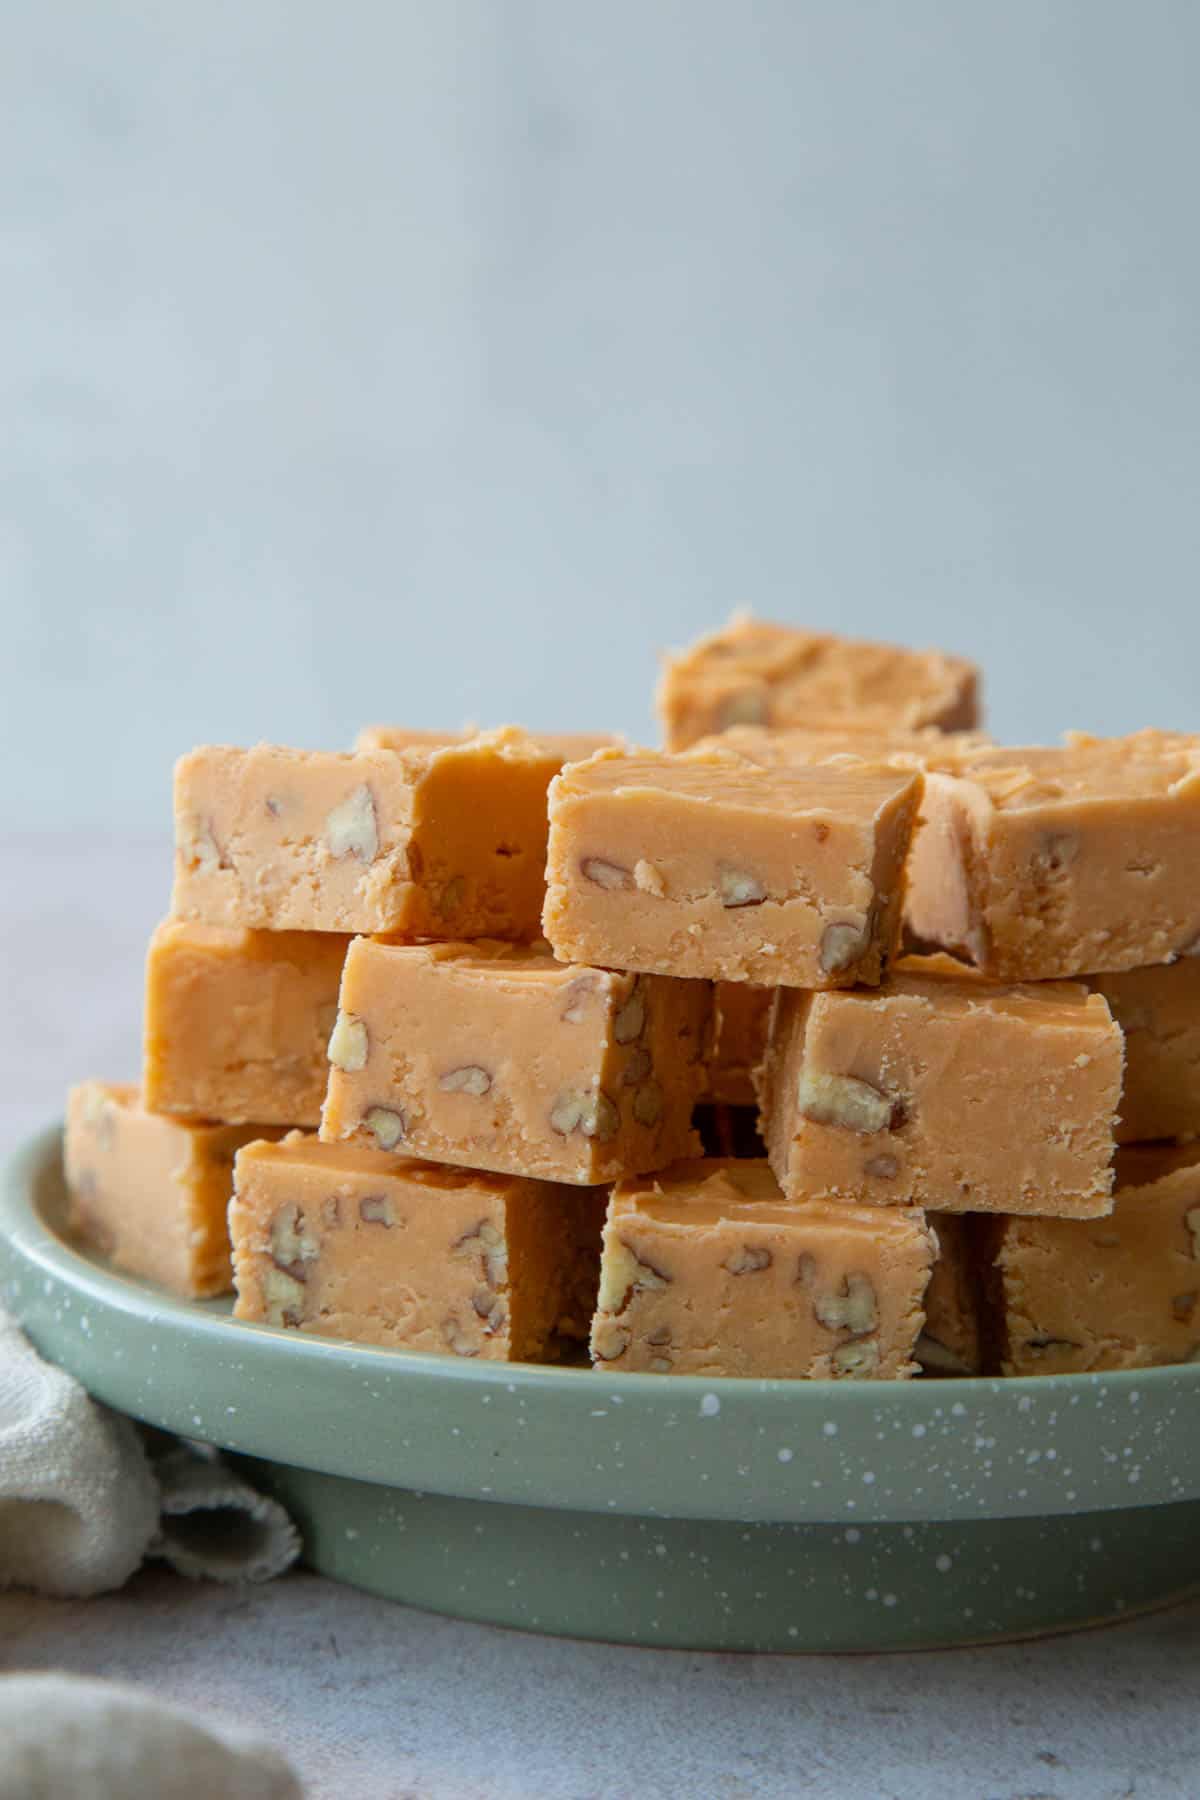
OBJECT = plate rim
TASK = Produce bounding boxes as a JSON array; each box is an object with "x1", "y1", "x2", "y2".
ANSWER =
[{"x1": 5, "y1": 1122, "x2": 1200, "y2": 1527}]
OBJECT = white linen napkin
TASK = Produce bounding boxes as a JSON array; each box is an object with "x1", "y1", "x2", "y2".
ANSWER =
[
  {"x1": 0, "y1": 1673, "x2": 302, "y2": 1799},
  {"x1": 0, "y1": 1308, "x2": 299, "y2": 1596}
]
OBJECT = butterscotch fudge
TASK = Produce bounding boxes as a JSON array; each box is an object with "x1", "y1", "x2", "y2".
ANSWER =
[
  {"x1": 230, "y1": 1133, "x2": 605, "y2": 1360},
  {"x1": 905, "y1": 731, "x2": 1200, "y2": 980},
  {"x1": 320, "y1": 938, "x2": 709, "y2": 1184},
  {"x1": 589, "y1": 1160, "x2": 935, "y2": 1378},
  {"x1": 915, "y1": 1215, "x2": 982, "y2": 1376},
  {"x1": 64, "y1": 1082, "x2": 278, "y2": 1297},
  {"x1": 987, "y1": 1144, "x2": 1200, "y2": 1374},
  {"x1": 1083, "y1": 960, "x2": 1200, "y2": 1144},
  {"x1": 173, "y1": 727, "x2": 567, "y2": 939},
  {"x1": 143, "y1": 920, "x2": 349, "y2": 1127},
  {"x1": 542, "y1": 747, "x2": 922, "y2": 987},
  {"x1": 357, "y1": 724, "x2": 617, "y2": 763},
  {"x1": 690, "y1": 722, "x2": 991, "y2": 770},
  {"x1": 758, "y1": 972, "x2": 1122, "y2": 1217},
  {"x1": 703, "y1": 981, "x2": 775, "y2": 1105},
  {"x1": 656, "y1": 616, "x2": 980, "y2": 751}
]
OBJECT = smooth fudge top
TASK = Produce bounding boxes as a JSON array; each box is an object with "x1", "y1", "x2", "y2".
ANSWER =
[
  {"x1": 553, "y1": 744, "x2": 920, "y2": 816},
  {"x1": 656, "y1": 614, "x2": 980, "y2": 749},
  {"x1": 943, "y1": 731, "x2": 1200, "y2": 811},
  {"x1": 357, "y1": 724, "x2": 618, "y2": 763},
  {"x1": 236, "y1": 1128, "x2": 532, "y2": 1194},
  {"x1": 612, "y1": 1158, "x2": 932, "y2": 1244},
  {"x1": 691, "y1": 722, "x2": 991, "y2": 769},
  {"x1": 857, "y1": 970, "x2": 1116, "y2": 1027}
]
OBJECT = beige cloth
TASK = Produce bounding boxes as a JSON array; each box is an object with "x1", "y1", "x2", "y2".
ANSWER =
[
  {"x1": 0, "y1": 1309, "x2": 299, "y2": 1596},
  {"x1": 0, "y1": 1672, "x2": 302, "y2": 1799}
]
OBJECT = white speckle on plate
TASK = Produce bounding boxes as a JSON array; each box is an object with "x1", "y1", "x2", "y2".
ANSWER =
[
  {"x1": 822, "y1": 1421, "x2": 838, "y2": 1438},
  {"x1": 911, "y1": 1423, "x2": 926, "y2": 1438},
  {"x1": 935, "y1": 1554, "x2": 952, "y2": 1574},
  {"x1": 699, "y1": 1393, "x2": 720, "y2": 1418},
  {"x1": 777, "y1": 1448, "x2": 793, "y2": 1464}
]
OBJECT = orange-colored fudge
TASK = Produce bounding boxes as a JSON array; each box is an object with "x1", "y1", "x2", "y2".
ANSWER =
[
  {"x1": 143, "y1": 920, "x2": 349, "y2": 1127},
  {"x1": 589, "y1": 1160, "x2": 935, "y2": 1378},
  {"x1": 357, "y1": 724, "x2": 617, "y2": 763},
  {"x1": 230, "y1": 1133, "x2": 604, "y2": 1360},
  {"x1": 320, "y1": 938, "x2": 709, "y2": 1185},
  {"x1": 172, "y1": 727, "x2": 568, "y2": 939},
  {"x1": 542, "y1": 747, "x2": 923, "y2": 988},
  {"x1": 690, "y1": 722, "x2": 991, "y2": 770},
  {"x1": 986, "y1": 1144, "x2": 1200, "y2": 1374},
  {"x1": 1084, "y1": 960, "x2": 1200, "y2": 1145},
  {"x1": 905, "y1": 731, "x2": 1200, "y2": 980},
  {"x1": 656, "y1": 616, "x2": 980, "y2": 751},
  {"x1": 916, "y1": 1215, "x2": 982, "y2": 1375},
  {"x1": 702, "y1": 982, "x2": 775, "y2": 1105},
  {"x1": 758, "y1": 972, "x2": 1122, "y2": 1217},
  {"x1": 64, "y1": 1081, "x2": 278, "y2": 1297}
]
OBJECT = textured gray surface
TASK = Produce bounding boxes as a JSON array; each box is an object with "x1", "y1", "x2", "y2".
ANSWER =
[
  {"x1": 3, "y1": 843, "x2": 1199, "y2": 1791},
  {"x1": 2, "y1": 1567, "x2": 1199, "y2": 1800},
  {"x1": 4, "y1": 2, "x2": 1200, "y2": 832}
]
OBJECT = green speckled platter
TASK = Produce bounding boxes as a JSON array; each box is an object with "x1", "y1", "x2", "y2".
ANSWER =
[{"x1": 4, "y1": 1126, "x2": 1200, "y2": 1650}]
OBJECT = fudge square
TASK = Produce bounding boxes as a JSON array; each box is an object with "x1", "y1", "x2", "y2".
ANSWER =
[
  {"x1": 1084, "y1": 958, "x2": 1200, "y2": 1144},
  {"x1": 905, "y1": 730, "x2": 1200, "y2": 981},
  {"x1": 589, "y1": 1159, "x2": 935, "y2": 1378},
  {"x1": 143, "y1": 919, "x2": 349, "y2": 1127},
  {"x1": 986, "y1": 1143, "x2": 1200, "y2": 1375},
  {"x1": 758, "y1": 972, "x2": 1122, "y2": 1217},
  {"x1": 656, "y1": 615, "x2": 980, "y2": 752},
  {"x1": 915, "y1": 1214, "x2": 982, "y2": 1376},
  {"x1": 542, "y1": 747, "x2": 923, "y2": 988},
  {"x1": 172, "y1": 726, "x2": 571, "y2": 939},
  {"x1": 320, "y1": 938, "x2": 709, "y2": 1184},
  {"x1": 64, "y1": 1081, "x2": 279, "y2": 1297},
  {"x1": 230, "y1": 1133, "x2": 605, "y2": 1361}
]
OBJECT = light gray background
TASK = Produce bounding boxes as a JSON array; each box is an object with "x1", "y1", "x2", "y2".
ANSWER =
[{"x1": 3, "y1": 1, "x2": 1199, "y2": 834}]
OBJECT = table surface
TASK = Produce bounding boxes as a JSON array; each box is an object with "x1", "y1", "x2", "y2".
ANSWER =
[{"x1": 3, "y1": 836, "x2": 1199, "y2": 1800}]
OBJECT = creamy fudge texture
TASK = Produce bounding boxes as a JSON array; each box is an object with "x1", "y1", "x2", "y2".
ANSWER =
[
  {"x1": 172, "y1": 727, "x2": 566, "y2": 939},
  {"x1": 357, "y1": 725, "x2": 617, "y2": 764},
  {"x1": 542, "y1": 747, "x2": 922, "y2": 988},
  {"x1": 986, "y1": 1144, "x2": 1200, "y2": 1374},
  {"x1": 64, "y1": 1081, "x2": 278, "y2": 1297},
  {"x1": 1083, "y1": 960, "x2": 1200, "y2": 1144},
  {"x1": 230, "y1": 1133, "x2": 604, "y2": 1360},
  {"x1": 916, "y1": 1215, "x2": 982, "y2": 1375},
  {"x1": 702, "y1": 981, "x2": 774, "y2": 1105},
  {"x1": 589, "y1": 1160, "x2": 935, "y2": 1378},
  {"x1": 321, "y1": 938, "x2": 709, "y2": 1184},
  {"x1": 143, "y1": 919, "x2": 349, "y2": 1127},
  {"x1": 656, "y1": 616, "x2": 980, "y2": 751},
  {"x1": 758, "y1": 973, "x2": 1122, "y2": 1218},
  {"x1": 691, "y1": 723, "x2": 991, "y2": 771},
  {"x1": 905, "y1": 731, "x2": 1200, "y2": 980}
]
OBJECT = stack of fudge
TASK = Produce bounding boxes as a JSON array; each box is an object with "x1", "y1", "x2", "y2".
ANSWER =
[{"x1": 63, "y1": 617, "x2": 1200, "y2": 1381}]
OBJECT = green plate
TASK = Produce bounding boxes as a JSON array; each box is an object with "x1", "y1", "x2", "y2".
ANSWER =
[{"x1": 4, "y1": 1126, "x2": 1200, "y2": 1650}]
